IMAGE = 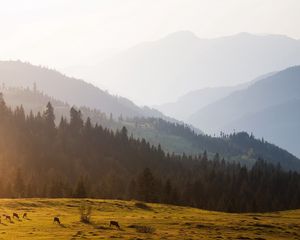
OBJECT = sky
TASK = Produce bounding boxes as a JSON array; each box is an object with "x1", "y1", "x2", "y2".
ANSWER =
[{"x1": 1, "y1": 0, "x2": 300, "y2": 103}]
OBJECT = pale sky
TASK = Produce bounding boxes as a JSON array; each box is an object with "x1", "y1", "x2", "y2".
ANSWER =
[{"x1": 1, "y1": 0, "x2": 300, "y2": 101}]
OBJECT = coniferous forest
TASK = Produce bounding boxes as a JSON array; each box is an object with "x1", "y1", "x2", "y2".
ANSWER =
[{"x1": 0, "y1": 93, "x2": 300, "y2": 213}]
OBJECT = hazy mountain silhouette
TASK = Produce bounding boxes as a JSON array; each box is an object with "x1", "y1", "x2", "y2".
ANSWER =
[
  {"x1": 155, "y1": 72, "x2": 276, "y2": 121},
  {"x1": 87, "y1": 31, "x2": 300, "y2": 105},
  {"x1": 189, "y1": 66, "x2": 300, "y2": 157},
  {"x1": 223, "y1": 99, "x2": 300, "y2": 157},
  {"x1": 0, "y1": 60, "x2": 168, "y2": 120}
]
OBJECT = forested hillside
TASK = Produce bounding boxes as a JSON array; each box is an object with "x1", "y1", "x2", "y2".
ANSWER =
[
  {"x1": 2, "y1": 87, "x2": 300, "y2": 170},
  {"x1": 189, "y1": 66, "x2": 300, "y2": 157},
  {"x1": 0, "y1": 60, "x2": 167, "y2": 119},
  {"x1": 0, "y1": 94, "x2": 300, "y2": 212}
]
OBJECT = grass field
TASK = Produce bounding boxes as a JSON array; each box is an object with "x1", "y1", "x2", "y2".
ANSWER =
[{"x1": 0, "y1": 199, "x2": 299, "y2": 239}]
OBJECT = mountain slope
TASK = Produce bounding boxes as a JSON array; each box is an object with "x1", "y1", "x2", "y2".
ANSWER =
[
  {"x1": 189, "y1": 66, "x2": 300, "y2": 157},
  {"x1": 1, "y1": 96, "x2": 300, "y2": 213},
  {"x1": 155, "y1": 86, "x2": 240, "y2": 121},
  {"x1": 0, "y1": 60, "x2": 166, "y2": 120},
  {"x1": 224, "y1": 99, "x2": 300, "y2": 157},
  {"x1": 155, "y1": 72, "x2": 276, "y2": 121},
  {"x1": 86, "y1": 32, "x2": 300, "y2": 105},
  {"x1": 2, "y1": 87, "x2": 300, "y2": 171}
]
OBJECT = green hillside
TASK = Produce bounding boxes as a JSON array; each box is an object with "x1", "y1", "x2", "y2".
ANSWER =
[{"x1": 2, "y1": 87, "x2": 300, "y2": 170}]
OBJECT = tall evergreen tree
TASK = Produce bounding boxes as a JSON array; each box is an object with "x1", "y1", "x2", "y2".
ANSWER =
[
  {"x1": 70, "y1": 107, "x2": 84, "y2": 133},
  {"x1": 137, "y1": 168, "x2": 157, "y2": 202},
  {"x1": 43, "y1": 102, "x2": 55, "y2": 130},
  {"x1": 13, "y1": 168, "x2": 25, "y2": 198},
  {"x1": 74, "y1": 177, "x2": 87, "y2": 198}
]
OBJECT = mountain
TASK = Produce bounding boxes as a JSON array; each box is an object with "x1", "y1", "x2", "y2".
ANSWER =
[
  {"x1": 1, "y1": 96, "x2": 300, "y2": 213},
  {"x1": 223, "y1": 99, "x2": 300, "y2": 157},
  {"x1": 155, "y1": 86, "x2": 241, "y2": 121},
  {"x1": 1, "y1": 86, "x2": 202, "y2": 155},
  {"x1": 85, "y1": 31, "x2": 300, "y2": 105},
  {"x1": 0, "y1": 60, "x2": 167, "y2": 120},
  {"x1": 155, "y1": 72, "x2": 275, "y2": 121},
  {"x1": 2, "y1": 87, "x2": 300, "y2": 171},
  {"x1": 189, "y1": 66, "x2": 300, "y2": 157}
]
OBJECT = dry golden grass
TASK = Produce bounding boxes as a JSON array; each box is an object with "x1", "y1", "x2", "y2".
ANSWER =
[{"x1": 0, "y1": 198, "x2": 299, "y2": 239}]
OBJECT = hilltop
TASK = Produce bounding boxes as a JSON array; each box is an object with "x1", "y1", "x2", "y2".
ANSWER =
[{"x1": 0, "y1": 60, "x2": 167, "y2": 120}]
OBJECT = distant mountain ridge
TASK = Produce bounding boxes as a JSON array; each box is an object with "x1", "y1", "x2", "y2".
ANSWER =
[
  {"x1": 155, "y1": 72, "x2": 276, "y2": 121},
  {"x1": 84, "y1": 31, "x2": 300, "y2": 105},
  {"x1": 0, "y1": 60, "x2": 168, "y2": 120},
  {"x1": 189, "y1": 66, "x2": 300, "y2": 157},
  {"x1": 222, "y1": 98, "x2": 300, "y2": 158}
]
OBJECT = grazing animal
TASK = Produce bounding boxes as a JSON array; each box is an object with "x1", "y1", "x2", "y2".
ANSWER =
[
  {"x1": 4, "y1": 215, "x2": 11, "y2": 222},
  {"x1": 110, "y1": 220, "x2": 120, "y2": 229},
  {"x1": 23, "y1": 213, "x2": 27, "y2": 219},
  {"x1": 13, "y1": 213, "x2": 20, "y2": 219},
  {"x1": 53, "y1": 217, "x2": 61, "y2": 224}
]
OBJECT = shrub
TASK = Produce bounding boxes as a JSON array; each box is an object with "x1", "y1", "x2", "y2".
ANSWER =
[
  {"x1": 134, "y1": 202, "x2": 152, "y2": 210},
  {"x1": 79, "y1": 202, "x2": 92, "y2": 224},
  {"x1": 128, "y1": 224, "x2": 155, "y2": 234}
]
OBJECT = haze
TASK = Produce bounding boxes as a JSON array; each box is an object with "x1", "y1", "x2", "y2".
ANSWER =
[{"x1": 1, "y1": 0, "x2": 300, "y2": 104}]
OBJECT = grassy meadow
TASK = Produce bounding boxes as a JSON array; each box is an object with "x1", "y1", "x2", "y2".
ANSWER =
[{"x1": 0, "y1": 199, "x2": 298, "y2": 239}]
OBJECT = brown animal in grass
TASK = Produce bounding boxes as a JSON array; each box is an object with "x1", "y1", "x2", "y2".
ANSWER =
[
  {"x1": 13, "y1": 213, "x2": 20, "y2": 219},
  {"x1": 23, "y1": 213, "x2": 27, "y2": 219},
  {"x1": 53, "y1": 217, "x2": 61, "y2": 224},
  {"x1": 4, "y1": 215, "x2": 11, "y2": 222},
  {"x1": 110, "y1": 220, "x2": 120, "y2": 229}
]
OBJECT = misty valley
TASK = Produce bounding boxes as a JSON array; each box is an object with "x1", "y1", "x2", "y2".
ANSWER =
[
  {"x1": 1, "y1": 1, "x2": 300, "y2": 239},
  {"x1": 0, "y1": 61, "x2": 300, "y2": 239}
]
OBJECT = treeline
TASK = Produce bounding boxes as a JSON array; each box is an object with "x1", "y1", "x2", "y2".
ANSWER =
[
  {"x1": 0, "y1": 94, "x2": 299, "y2": 212},
  {"x1": 3, "y1": 86, "x2": 300, "y2": 171},
  {"x1": 139, "y1": 118, "x2": 300, "y2": 170}
]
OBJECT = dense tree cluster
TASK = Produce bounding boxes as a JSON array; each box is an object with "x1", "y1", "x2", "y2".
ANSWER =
[
  {"x1": 2, "y1": 87, "x2": 299, "y2": 171},
  {"x1": 135, "y1": 118, "x2": 300, "y2": 170},
  {"x1": 0, "y1": 94, "x2": 299, "y2": 212}
]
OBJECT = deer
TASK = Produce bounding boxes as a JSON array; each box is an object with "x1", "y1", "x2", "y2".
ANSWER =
[
  {"x1": 13, "y1": 213, "x2": 20, "y2": 219},
  {"x1": 53, "y1": 217, "x2": 61, "y2": 224},
  {"x1": 109, "y1": 220, "x2": 120, "y2": 229}
]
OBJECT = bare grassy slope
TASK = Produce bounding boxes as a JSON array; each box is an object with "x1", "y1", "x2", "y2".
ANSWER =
[{"x1": 0, "y1": 199, "x2": 299, "y2": 239}]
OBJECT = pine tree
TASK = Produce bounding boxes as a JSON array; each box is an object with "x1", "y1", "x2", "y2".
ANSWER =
[
  {"x1": 0, "y1": 92, "x2": 7, "y2": 118},
  {"x1": 74, "y1": 177, "x2": 87, "y2": 198},
  {"x1": 13, "y1": 168, "x2": 25, "y2": 198},
  {"x1": 121, "y1": 126, "x2": 128, "y2": 142},
  {"x1": 128, "y1": 179, "x2": 137, "y2": 199},
  {"x1": 85, "y1": 117, "x2": 92, "y2": 130},
  {"x1": 43, "y1": 102, "x2": 55, "y2": 130},
  {"x1": 70, "y1": 107, "x2": 83, "y2": 133},
  {"x1": 163, "y1": 179, "x2": 173, "y2": 204},
  {"x1": 137, "y1": 168, "x2": 157, "y2": 202}
]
